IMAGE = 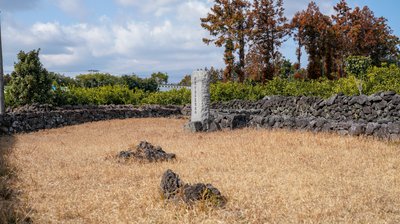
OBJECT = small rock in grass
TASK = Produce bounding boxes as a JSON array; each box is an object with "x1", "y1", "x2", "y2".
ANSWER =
[
  {"x1": 160, "y1": 169, "x2": 227, "y2": 207},
  {"x1": 117, "y1": 141, "x2": 176, "y2": 162},
  {"x1": 160, "y1": 169, "x2": 183, "y2": 199},
  {"x1": 182, "y1": 183, "x2": 227, "y2": 207}
]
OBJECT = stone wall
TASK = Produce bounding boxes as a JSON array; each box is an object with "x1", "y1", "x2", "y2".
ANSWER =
[
  {"x1": 209, "y1": 91, "x2": 400, "y2": 140},
  {"x1": 0, "y1": 104, "x2": 183, "y2": 135}
]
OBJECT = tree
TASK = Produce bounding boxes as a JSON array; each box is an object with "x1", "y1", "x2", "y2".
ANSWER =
[
  {"x1": 3, "y1": 74, "x2": 11, "y2": 86},
  {"x1": 49, "y1": 73, "x2": 77, "y2": 87},
  {"x1": 205, "y1": 66, "x2": 224, "y2": 83},
  {"x1": 75, "y1": 73, "x2": 120, "y2": 88},
  {"x1": 279, "y1": 59, "x2": 295, "y2": 78},
  {"x1": 332, "y1": 0, "x2": 399, "y2": 72},
  {"x1": 120, "y1": 74, "x2": 158, "y2": 92},
  {"x1": 291, "y1": 2, "x2": 333, "y2": 79},
  {"x1": 150, "y1": 72, "x2": 168, "y2": 84},
  {"x1": 179, "y1": 75, "x2": 191, "y2": 86},
  {"x1": 331, "y1": 0, "x2": 352, "y2": 77},
  {"x1": 249, "y1": 0, "x2": 289, "y2": 81},
  {"x1": 244, "y1": 47, "x2": 264, "y2": 81},
  {"x1": 201, "y1": 0, "x2": 250, "y2": 82},
  {"x1": 8, "y1": 49, "x2": 53, "y2": 105}
]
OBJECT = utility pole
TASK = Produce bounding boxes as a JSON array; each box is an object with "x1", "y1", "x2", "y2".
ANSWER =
[{"x1": 0, "y1": 11, "x2": 5, "y2": 115}]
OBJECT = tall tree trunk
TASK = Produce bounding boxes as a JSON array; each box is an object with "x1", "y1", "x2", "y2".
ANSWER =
[
  {"x1": 223, "y1": 39, "x2": 235, "y2": 82},
  {"x1": 238, "y1": 36, "x2": 245, "y2": 82}
]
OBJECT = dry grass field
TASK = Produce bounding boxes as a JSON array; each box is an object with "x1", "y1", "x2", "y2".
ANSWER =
[{"x1": 2, "y1": 118, "x2": 400, "y2": 223}]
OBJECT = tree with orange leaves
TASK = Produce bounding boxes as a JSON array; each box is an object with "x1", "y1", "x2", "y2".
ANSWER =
[
  {"x1": 201, "y1": 0, "x2": 251, "y2": 82},
  {"x1": 332, "y1": 0, "x2": 399, "y2": 73},
  {"x1": 291, "y1": 2, "x2": 334, "y2": 79},
  {"x1": 248, "y1": 0, "x2": 289, "y2": 82}
]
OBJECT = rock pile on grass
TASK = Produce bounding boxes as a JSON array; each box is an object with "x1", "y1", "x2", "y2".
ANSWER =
[
  {"x1": 118, "y1": 141, "x2": 176, "y2": 162},
  {"x1": 160, "y1": 169, "x2": 227, "y2": 207}
]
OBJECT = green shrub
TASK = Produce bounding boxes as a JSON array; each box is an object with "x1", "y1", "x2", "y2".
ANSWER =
[
  {"x1": 210, "y1": 82, "x2": 267, "y2": 102},
  {"x1": 53, "y1": 85, "x2": 139, "y2": 106},
  {"x1": 365, "y1": 64, "x2": 400, "y2": 94},
  {"x1": 142, "y1": 88, "x2": 190, "y2": 105},
  {"x1": 333, "y1": 76, "x2": 361, "y2": 96}
]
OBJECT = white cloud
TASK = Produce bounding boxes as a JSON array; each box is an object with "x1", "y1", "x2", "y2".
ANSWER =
[{"x1": 55, "y1": 0, "x2": 88, "y2": 19}]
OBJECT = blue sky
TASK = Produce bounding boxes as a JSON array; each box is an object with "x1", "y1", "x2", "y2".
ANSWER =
[{"x1": 1, "y1": 0, "x2": 399, "y2": 83}]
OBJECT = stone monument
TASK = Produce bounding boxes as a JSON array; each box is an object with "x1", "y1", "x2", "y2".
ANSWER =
[{"x1": 185, "y1": 70, "x2": 211, "y2": 132}]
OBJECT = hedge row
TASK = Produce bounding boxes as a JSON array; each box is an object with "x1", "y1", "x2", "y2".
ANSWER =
[{"x1": 5, "y1": 65, "x2": 400, "y2": 107}]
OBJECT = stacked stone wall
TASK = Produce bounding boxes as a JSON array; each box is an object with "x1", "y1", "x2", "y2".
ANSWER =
[
  {"x1": 208, "y1": 92, "x2": 400, "y2": 140},
  {"x1": 0, "y1": 104, "x2": 182, "y2": 135}
]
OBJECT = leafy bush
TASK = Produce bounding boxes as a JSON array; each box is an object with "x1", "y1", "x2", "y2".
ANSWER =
[
  {"x1": 210, "y1": 82, "x2": 267, "y2": 102},
  {"x1": 142, "y1": 88, "x2": 190, "y2": 105},
  {"x1": 7, "y1": 49, "x2": 53, "y2": 106},
  {"x1": 53, "y1": 85, "x2": 146, "y2": 106},
  {"x1": 365, "y1": 64, "x2": 400, "y2": 94}
]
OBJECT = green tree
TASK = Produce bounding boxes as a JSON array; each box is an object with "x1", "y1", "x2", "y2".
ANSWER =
[
  {"x1": 120, "y1": 74, "x2": 158, "y2": 92},
  {"x1": 150, "y1": 72, "x2": 169, "y2": 84},
  {"x1": 8, "y1": 49, "x2": 53, "y2": 106},
  {"x1": 75, "y1": 73, "x2": 120, "y2": 88},
  {"x1": 49, "y1": 72, "x2": 77, "y2": 87},
  {"x1": 3, "y1": 74, "x2": 11, "y2": 86},
  {"x1": 279, "y1": 59, "x2": 295, "y2": 78},
  {"x1": 179, "y1": 75, "x2": 191, "y2": 86}
]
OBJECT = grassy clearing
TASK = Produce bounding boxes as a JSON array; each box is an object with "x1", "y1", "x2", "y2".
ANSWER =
[{"x1": 5, "y1": 118, "x2": 400, "y2": 223}]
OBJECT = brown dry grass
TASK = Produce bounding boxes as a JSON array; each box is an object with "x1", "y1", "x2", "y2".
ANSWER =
[
  {"x1": 0, "y1": 135, "x2": 31, "y2": 223},
  {"x1": 4, "y1": 118, "x2": 400, "y2": 223}
]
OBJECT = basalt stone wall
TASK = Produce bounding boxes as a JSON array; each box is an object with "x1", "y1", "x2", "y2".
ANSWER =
[
  {"x1": 0, "y1": 104, "x2": 183, "y2": 135},
  {"x1": 209, "y1": 91, "x2": 400, "y2": 140}
]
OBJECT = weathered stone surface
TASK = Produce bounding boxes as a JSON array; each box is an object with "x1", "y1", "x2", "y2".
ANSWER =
[
  {"x1": 160, "y1": 170, "x2": 227, "y2": 207},
  {"x1": 184, "y1": 121, "x2": 203, "y2": 132},
  {"x1": 388, "y1": 122, "x2": 400, "y2": 134},
  {"x1": 366, "y1": 123, "x2": 380, "y2": 135},
  {"x1": 191, "y1": 70, "x2": 210, "y2": 123},
  {"x1": 160, "y1": 169, "x2": 183, "y2": 199},
  {"x1": 182, "y1": 183, "x2": 227, "y2": 207},
  {"x1": 208, "y1": 121, "x2": 222, "y2": 132},
  {"x1": 349, "y1": 124, "x2": 365, "y2": 136},
  {"x1": 118, "y1": 141, "x2": 176, "y2": 162}
]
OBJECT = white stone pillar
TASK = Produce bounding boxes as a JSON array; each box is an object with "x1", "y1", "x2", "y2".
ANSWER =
[{"x1": 190, "y1": 70, "x2": 210, "y2": 125}]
